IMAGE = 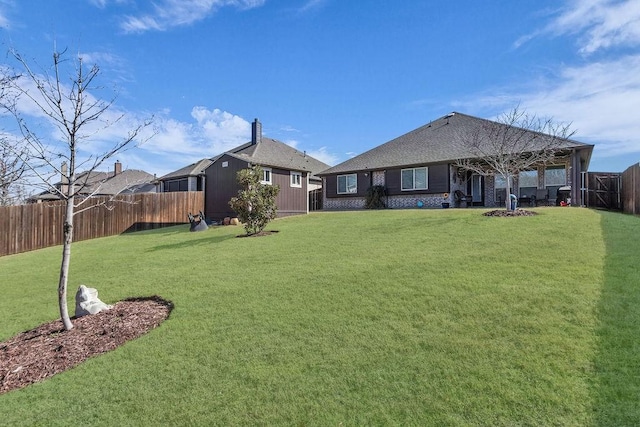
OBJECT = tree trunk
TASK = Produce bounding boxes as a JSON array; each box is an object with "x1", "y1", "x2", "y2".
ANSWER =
[{"x1": 58, "y1": 196, "x2": 74, "y2": 330}]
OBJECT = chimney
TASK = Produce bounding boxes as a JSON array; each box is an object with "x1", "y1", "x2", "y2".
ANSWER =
[
  {"x1": 60, "y1": 161, "x2": 68, "y2": 193},
  {"x1": 251, "y1": 118, "x2": 262, "y2": 145},
  {"x1": 61, "y1": 162, "x2": 68, "y2": 183},
  {"x1": 114, "y1": 161, "x2": 122, "y2": 176}
]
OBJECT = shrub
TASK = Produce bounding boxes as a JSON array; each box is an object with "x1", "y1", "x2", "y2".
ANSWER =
[
  {"x1": 229, "y1": 165, "x2": 280, "y2": 235},
  {"x1": 365, "y1": 185, "x2": 387, "y2": 209}
]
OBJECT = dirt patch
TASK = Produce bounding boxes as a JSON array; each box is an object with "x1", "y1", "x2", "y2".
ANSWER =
[
  {"x1": 0, "y1": 296, "x2": 173, "y2": 395},
  {"x1": 483, "y1": 209, "x2": 538, "y2": 217}
]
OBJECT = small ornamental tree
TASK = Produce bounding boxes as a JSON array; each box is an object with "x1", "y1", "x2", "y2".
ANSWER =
[
  {"x1": 229, "y1": 165, "x2": 280, "y2": 235},
  {"x1": 455, "y1": 106, "x2": 574, "y2": 211},
  {"x1": 0, "y1": 48, "x2": 153, "y2": 330}
]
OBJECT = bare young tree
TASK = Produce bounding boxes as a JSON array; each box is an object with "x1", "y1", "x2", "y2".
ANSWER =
[
  {"x1": 455, "y1": 107, "x2": 574, "y2": 211},
  {"x1": 0, "y1": 48, "x2": 153, "y2": 330}
]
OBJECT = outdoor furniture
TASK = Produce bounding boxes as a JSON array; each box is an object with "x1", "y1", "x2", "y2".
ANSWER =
[
  {"x1": 535, "y1": 188, "x2": 549, "y2": 206},
  {"x1": 496, "y1": 188, "x2": 507, "y2": 207},
  {"x1": 454, "y1": 190, "x2": 472, "y2": 208},
  {"x1": 518, "y1": 195, "x2": 533, "y2": 207}
]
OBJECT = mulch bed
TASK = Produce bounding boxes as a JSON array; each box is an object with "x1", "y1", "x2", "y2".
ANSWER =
[
  {"x1": 0, "y1": 296, "x2": 173, "y2": 395},
  {"x1": 483, "y1": 209, "x2": 538, "y2": 217}
]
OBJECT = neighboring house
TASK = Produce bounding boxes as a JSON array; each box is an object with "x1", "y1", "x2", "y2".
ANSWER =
[
  {"x1": 318, "y1": 112, "x2": 594, "y2": 210},
  {"x1": 156, "y1": 158, "x2": 213, "y2": 193},
  {"x1": 160, "y1": 119, "x2": 331, "y2": 221},
  {"x1": 29, "y1": 161, "x2": 156, "y2": 203},
  {"x1": 204, "y1": 119, "x2": 330, "y2": 220}
]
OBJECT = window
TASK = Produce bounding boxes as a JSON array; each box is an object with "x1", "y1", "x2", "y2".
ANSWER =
[
  {"x1": 518, "y1": 170, "x2": 537, "y2": 198},
  {"x1": 494, "y1": 174, "x2": 507, "y2": 189},
  {"x1": 337, "y1": 174, "x2": 357, "y2": 194},
  {"x1": 544, "y1": 166, "x2": 566, "y2": 186},
  {"x1": 290, "y1": 171, "x2": 302, "y2": 188},
  {"x1": 261, "y1": 167, "x2": 272, "y2": 185},
  {"x1": 544, "y1": 165, "x2": 566, "y2": 202},
  {"x1": 165, "y1": 178, "x2": 188, "y2": 192},
  {"x1": 401, "y1": 167, "x2": 428, "y2": 191},
  {"x1": 222, "y1": 161, "x2": 228, "y2": 168}
]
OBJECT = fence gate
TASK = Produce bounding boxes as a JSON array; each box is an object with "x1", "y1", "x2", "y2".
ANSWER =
[
  {"x1": 585, "y1": 172, "x2": 622, "y2": 210},
  {"x1": 309, "y1": 188, "x2": 323, "y2": 211}
]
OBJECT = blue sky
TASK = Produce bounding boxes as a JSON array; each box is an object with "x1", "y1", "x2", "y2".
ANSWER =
[{"x1": 1, "y1": 0, "x2": 639, "y2": 177}]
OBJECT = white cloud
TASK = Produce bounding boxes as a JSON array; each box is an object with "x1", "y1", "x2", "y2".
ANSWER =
[
  {"x1": 119, "y1": 0, "x2": 266, "y2": 33},
  {"x1": 459, "y1": 55, "x2": 640, "y2": 160},
  {"x1": 298, "y1": 0, "x2": 328, "y2": 13},
  {"x1": 465, "y1": 0, "x2": 640, "y2": 169},
  {"x1": 283, "y1": 139, "x2": 300, "y2": 149},
  {"x1": 523, "y1": 0, "x2": 640, "y2": 55},
  {"x1": 190, "y1": 106, "x2": 251, "y2": 151},
  {"x1": 306, "y1": 146, "x2": 338, "y2": 166}
]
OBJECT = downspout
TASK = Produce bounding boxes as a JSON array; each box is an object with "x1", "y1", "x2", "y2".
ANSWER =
[{"x1": 199, "y1": 172, "x2": 206, "y2": 219}]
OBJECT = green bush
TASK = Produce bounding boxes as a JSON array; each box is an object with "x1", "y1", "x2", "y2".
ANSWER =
[
  {"x1": 365, "y1": 185, "x2": 387, "y2": 209},
  {"x1": 229, "y1": 165, "x2": 280, "y2": 235}
]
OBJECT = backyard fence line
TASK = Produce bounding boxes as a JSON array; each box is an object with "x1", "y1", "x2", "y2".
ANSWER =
[
  {"x1": 622, "y1": 163, "x2": 640, "y2": 215},
  {"x1": 0, "y1": 192, "x2": 204, "y2": 257}
]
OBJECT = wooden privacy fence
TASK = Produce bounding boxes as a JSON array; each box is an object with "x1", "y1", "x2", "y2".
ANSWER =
[
  {"x1": 584, "y1": 172, "x2": 622, "y2": 210},
  {"x1": 622, "y1": 163, "x2": 640, "y2": 215},
  {"x1": 0, "y1": 192, "x2": 204, "y2": 257}
]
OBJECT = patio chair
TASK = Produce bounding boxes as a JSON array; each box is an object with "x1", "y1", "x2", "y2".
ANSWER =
[
  {"x1": 535, "y1": 188, "x2": 549, "y2": 206},
  {"x1": 454, "y1": 189, "x2": 472, "y2": 208},
  {"x1": 496, "y1": 188, "x2": 506, "y2": 207}
]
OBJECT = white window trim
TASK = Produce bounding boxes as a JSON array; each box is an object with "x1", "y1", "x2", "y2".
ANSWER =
[
  {"x1": 261, "y1": 167, "x2": 272, "y2": 185},
  {"x1": 290, "y1": 171, "x2": 302, "y2": 188},
  {"x1": 401, "y1": 167, "x2": 428, "y2": 191},
  {"x1": 337, "y1": 173, "x2": 357, "y2": 194}
]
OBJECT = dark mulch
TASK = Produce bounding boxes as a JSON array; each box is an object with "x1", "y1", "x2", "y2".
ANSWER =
[
  {"x1": 0, "y1": 296, "x2": 173, "y2": 395},
  {"x1": 483, "y1": 209, "x2": 538, "y2": 217}
]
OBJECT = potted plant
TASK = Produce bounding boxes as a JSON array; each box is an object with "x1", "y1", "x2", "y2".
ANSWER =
[{"x1": 442, "y1": 193, "x2": 450, "y2": 209}]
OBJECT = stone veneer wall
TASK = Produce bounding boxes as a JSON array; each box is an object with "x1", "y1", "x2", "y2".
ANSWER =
[{"x1": 386, "y1": 194, "x2": 449, "y2": 209}]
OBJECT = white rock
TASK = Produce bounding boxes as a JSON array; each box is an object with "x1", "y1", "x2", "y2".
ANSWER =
[{"x1": 75, "y1": 285, "x2": 112, "y2": 317}]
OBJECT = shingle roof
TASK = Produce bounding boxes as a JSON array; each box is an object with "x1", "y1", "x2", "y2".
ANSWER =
[
  {"x1": 318, "y1": 112, "x2": 593, "y2": 176},
  {"x1": 223, "y1": 137, "x2": 330, "y2": 178},
  {"x1": 158, "y1": 158, "x2": 213, "y2": 180},
  {"x1": 29, "y1": 169, "x2": 155, "y2": 201},
  {"x1": 94, "y1": 170, "x2": 156, "y2": 194}
]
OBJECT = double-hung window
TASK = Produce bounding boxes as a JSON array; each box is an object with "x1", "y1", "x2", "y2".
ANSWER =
[
  {"x1": 337, "y1": 174, "x2": 357, "y2": 194},
  {"x1": 261, "y1": 167, "x2": 272, "y2": 185},
  {"x1": 290, "y1": 171, "x2": 302, "y2": 188},
  {"x1": 401, "y1": 167, "x2": 428, "y2": 190}
]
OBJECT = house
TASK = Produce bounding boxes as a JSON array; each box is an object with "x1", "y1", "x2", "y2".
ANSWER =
[
  {"x1": 318, "y1": 112, "x2": 594, "y2": 209},
  {"x1": 156, "y1": 158, "x2": 213, "y2": 193},
  {"x1": 29, "y1": 161, "x2": 156, "y2": 203},
  {"x1": 161, "y1": 119, "x2": 330, "y2": 221}
]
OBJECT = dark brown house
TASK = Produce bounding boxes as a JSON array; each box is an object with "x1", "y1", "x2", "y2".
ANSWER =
[
  {"x1": 201, "y1": 119, "x2": 330, "y2": 220},
  {"x1": 158, "y1": 119, "x2": 329, "y2": 221},
  {"x1": 319, "y1": 112, "x2": 594, "y2": 209}
]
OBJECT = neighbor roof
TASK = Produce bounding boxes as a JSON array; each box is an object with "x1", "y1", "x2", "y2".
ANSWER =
[
  {"x1": 29, "y1": 169, "x2": 156, "y2": 202},
  {"x1": 159, "y1": 158, "x2": 213, "y2": 180},
  {"x1": 318, "y1": 112, "x2": 593, "y2": 176}
]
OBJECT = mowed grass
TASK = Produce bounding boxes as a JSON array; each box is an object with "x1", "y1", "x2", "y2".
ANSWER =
[{"x1": 0, "y1": 207, "x2": 638, "y2": 425}]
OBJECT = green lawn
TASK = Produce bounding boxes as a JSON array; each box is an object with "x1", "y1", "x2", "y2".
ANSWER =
[{"x1": 0, "y1": 208, "x2": 638, "y2": 426}]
